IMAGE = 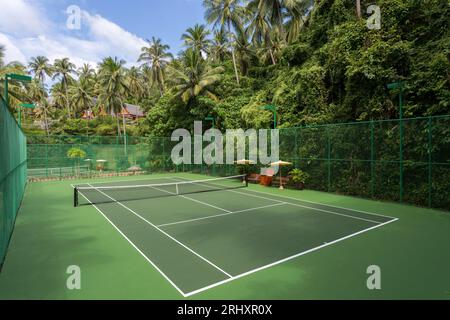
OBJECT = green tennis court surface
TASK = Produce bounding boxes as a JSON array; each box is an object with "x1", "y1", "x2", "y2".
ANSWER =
[
  {"x1": 73, "y1": 175, "x2": 397, "y2": 296},
  {"x1": 0, "y1": 173, "x2": 449, "y2": 299}
]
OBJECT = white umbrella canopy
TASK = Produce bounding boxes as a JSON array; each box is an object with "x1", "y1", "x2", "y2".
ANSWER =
[
  {"x1": 235, "y1": 159, "x2": 257, "y2": 165},
  {"x1": 127, "y1": 165, "x2": 142, "y2": 172},
  {"x1": 270, "y1": 160, "x2": 293, "y2": 166},
  {"x1": 96, "y1": 160, "x2": 107, "y2": 163},
  {"x1": 270, "y1": 160, "x2": 293, "y2": 190}
]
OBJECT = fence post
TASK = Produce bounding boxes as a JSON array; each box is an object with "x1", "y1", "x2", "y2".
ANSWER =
[
  {"x1": 327, "y1": 127, "x2": 331, "y2": 192},
  {"x1": 428, "y1": 117, "x2": 432, "y2": 208},
  {"x1": 399, "y1": 118, "x2": 404, "y2": 203},
  {"x1": 370, "y1": 120, "x2": 375, "y2": 198}
]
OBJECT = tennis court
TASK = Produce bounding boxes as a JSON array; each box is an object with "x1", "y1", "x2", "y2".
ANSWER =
[{"x1": 72, "y1": 175, "x2": 398, "y2": 297}]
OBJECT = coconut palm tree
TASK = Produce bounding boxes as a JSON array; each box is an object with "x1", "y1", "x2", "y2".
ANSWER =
[
  {"x1": 258, "y1": 27, "x2": 284, "y2": 65},
  {"x1": 167, "y1": 48, "x2": 224, "y2": 104},
  {"x1": 78, "y1": 63, "x2": 96, "y2": 81},
  {"x1": 28, "y1": 56, "x2": 53, "y2": 83},
  {"x1": 126, "y1": 66, "x2": 145, "y2": 100},
  {"x1": 138, "y1": 37, "x2": 173, "y2": 96},
  {"x1": 182, "y1": 24, "x2": 212, "y2": 57},
  {"x1": 50, "y1": 82, "x2": 68, "y2": 113},
  {"x1": 0, "y1": 47, "x2": 29, "y2": 113},
  {"x1": 209, "y1": 29, "x2": 230, "y2": 63},
  {"x1": 203, "y1": 0, "x2": 246, "y2": 85},
  {"x1": 234, "y1": 28, "x2": 254, "y2": 76},
  {"x1": 68, "y1": 78, "x2": 93, "y2": 118},
  {"x1": 284, "y1": 0, "x2": 311, "y2": 43},
  {"x1": 97, "y1": 57, "x2": 129, "y2": 138},
  {"x1": 53, "y1": 57, "x2": 77, "y2": 118},
  {"x1": 28, "y1": 79, "x2": 50, "y2": 135}
]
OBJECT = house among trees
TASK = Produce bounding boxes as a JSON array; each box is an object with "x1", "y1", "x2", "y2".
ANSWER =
[{"x1": 81, "y1": 99, "x2": 145, "y2": 120}]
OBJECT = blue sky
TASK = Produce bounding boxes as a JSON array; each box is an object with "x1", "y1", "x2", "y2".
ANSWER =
[{"x1": 0, "y1": 0, "x2": 206, "y2": 68}]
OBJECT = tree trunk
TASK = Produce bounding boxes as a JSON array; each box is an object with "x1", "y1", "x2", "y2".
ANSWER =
[
  {"x1": 64, "y1": 80, "x2": 71, "y2": 118},
  {"x1": 356, "y1": 0, "x2": 362, "y2": 19},
  {"x1": 228, "y1": 24, "x2": 240, "y2": 86},
  {"x1": 116, "y1": 115, "x2": 122, "y2": 137},
  {"x1": 43, "y1": 106, "x2": 49, "y2": 136},
  {"x1": 269, "y1": 48, "x2": 277, "y2": 65},
  {"x1": 122, "y1": 113, "x2": 127, "y2": 156}
]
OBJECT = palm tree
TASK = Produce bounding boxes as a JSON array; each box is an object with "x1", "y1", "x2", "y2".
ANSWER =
[
  {"x1": 127, "y1": 66, "x2": 145, "y2": 100},
  {"x1": 28, "y1": 79, "x2": 50, "y2": 135},
  {"x1": 235, "y1": 28, "x2": 254, "y2": 76},
  {"x1": 167, "y1": 48, "x2": 224, "y2": 104},
  {"x1": 50, "y1": 82, "x2": 68, "y2": 113},
  {"x1": 28, "y1": 56, "x2": 53, "y2": 83},
  {"x1": 97, "y1": 57, "x2": 129, "y2": 138},
  {"x1": 284, "y1": 0, "x2": 311, "y2": 43},
  {"x1": 203, "y1": 0, "x2": 246, "y2": 85},
  {"x1": 182, "y1": 24, "x2": 212, "y2": 57},
  {"x1": 0, "y1": 45, "x2": 29, "y2": 109},
  {"x1": 68, "y1": 78, "x2": 93, "y2": 118},
  {"x1": 258, "y1": 27, "x2": 284, "y2": 65},
  {"x1": 138, "y1": 37, "x2": 173, "y2": 96},
  {"x1": 53, "y1": 57, "x2": 76, "y2": 118},
  {"x1": 78, "y1": 63, "x2": 96, "y2": 81},
  {"x1": 209, "y1": 29, "x2": 230, "y2": 63}
]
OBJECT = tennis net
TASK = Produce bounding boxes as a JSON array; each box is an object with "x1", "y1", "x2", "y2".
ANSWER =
[{"x1": 74, "y1": 175, "x2": 248, "y2": 207}]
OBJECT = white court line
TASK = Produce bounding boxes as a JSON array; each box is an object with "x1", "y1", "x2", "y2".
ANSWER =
[
  {"x1": 157, "y1": 202, "x2": 287, "y2": 228},
  {"x1": 148, "y1": 184, "x2": 232, "y2": 214},
  {"x1": 168, "y1": 178, "x2": 385, "y2": 225},
  {"x1": 86, "y1": 183, "x2": 233, "y2": 279},
  {"x1": 171, "y1": 176, "x2": 397, "y2": 221},
  {"x1": 241, "y1": 187, "x2": 396, "y2": 220},
  {"x1": 183, "y1": 217, "x2": 399, "y2": 297},
  {"x1": 230, "y1": 190, "x2": 382, "y2": 225},
  {"x1": 76, "y1": 188, "x2": 188, "y2": 297}
]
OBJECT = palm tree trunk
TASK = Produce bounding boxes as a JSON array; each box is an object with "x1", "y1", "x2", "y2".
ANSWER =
[
  {"x1": 269, "y1": 48, "x2": 276, "y2": 65},
  {"x1": 64, "y1": 80, "x2": 71, "y2": 118},
  {"x1": 356, "y1": 0, "x2": 362, "y2": 18},
  {"x1": 116, "y1": 116, "x2": 121, "y2": 137},
  {"x1": 43, "y1": 106, "x2": 49, "y2": 136},
  {"x1": 122, "y1": 113, "x2": 127, "y2": 156},
  {"x1": 228, "y1": 24, "x2": 240, "y2": 86}
]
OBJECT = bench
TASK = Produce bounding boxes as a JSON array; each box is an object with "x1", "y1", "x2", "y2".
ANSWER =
[{"x1": 247, "y1": 174, "x2": 261, "y2": 184}]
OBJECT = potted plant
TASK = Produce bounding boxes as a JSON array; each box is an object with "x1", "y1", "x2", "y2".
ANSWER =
[{"x1": 288, "y1": 169, "x2": 309, "y2": 190}]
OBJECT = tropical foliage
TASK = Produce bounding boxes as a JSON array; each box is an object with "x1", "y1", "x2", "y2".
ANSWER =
[{"x1": 0, "y1": 0, "x2": 448, "y2": 138}]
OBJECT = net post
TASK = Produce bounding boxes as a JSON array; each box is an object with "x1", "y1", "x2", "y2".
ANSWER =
[{"x1": 73, "y1": 187, "x2": 78, "y2": 207}]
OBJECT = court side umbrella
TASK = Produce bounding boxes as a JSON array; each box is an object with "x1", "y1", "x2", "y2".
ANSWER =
[
  {"x1": 235, "y1": 159, "x2": 256, "y2": 165},
  {"x1": 96, "y1": 159, "x2": 107, "y2": 172},
  {"x1": 127, "y1": 165, "x2": 142, "y2": 174},
  {"x1": 270, "y1": 160, "x2": 293, "y2": 190}
]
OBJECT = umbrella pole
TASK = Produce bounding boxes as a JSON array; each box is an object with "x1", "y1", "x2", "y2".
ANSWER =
[{"x1": 279, "y1": 166, "x2": 284, "y2": 190}]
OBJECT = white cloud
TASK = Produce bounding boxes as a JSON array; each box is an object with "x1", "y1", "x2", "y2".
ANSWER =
[
  {"x1": 83, "y1": 11, "x2": 147, "y2": 64},
  {"x1": 0, "y1": 1, "x2": 148, "y2": 71},
  {"x1": 0, "y1": 0, "x2": 49, "y2": 36},
  {"x1": 0, "y1": 34, "x2": 27, "y2": 63}
]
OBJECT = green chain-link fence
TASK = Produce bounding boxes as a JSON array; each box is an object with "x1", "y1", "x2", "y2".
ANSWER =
[
  {"x1": 279, "y1": 115, "x2": 450, "y2": 210},
  {"x1": 26, "y1": 115, "x2": 450, "y2": 210},
  {"x1": 1, "y1": 96, "x2": 27, "y2": 266}
]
